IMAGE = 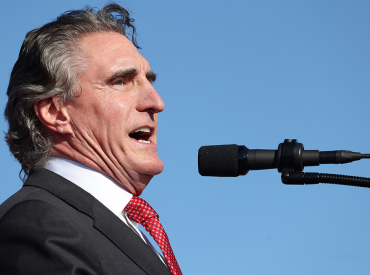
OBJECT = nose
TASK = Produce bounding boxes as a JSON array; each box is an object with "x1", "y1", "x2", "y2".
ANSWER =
[{"x1": 137, "y1": 79, "x2": 165, "y2": 114}]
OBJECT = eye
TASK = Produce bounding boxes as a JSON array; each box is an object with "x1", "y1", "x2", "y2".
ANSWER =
[{"x1": 114, "y1": 80, "x2": 124, "y2": 85}]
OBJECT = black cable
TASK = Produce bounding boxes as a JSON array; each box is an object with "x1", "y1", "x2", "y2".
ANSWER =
[
  {"x1": 361, "y1": 154, "x2": 370, "y2": 158},
  {"x1": 319, "y1": 173, "x2": 370, "y2": 188}
]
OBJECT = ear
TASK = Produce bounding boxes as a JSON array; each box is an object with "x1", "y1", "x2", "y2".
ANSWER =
[{"x1": 34, "y1": 96, "x2": 73, "y2": 135}]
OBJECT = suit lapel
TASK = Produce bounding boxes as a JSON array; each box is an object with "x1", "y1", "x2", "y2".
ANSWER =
[
  {"x1": 93, "y1": 201, "x2": 172, "y2": 274},
  {"x1": 24, "y1": 168, "x2": 172, "y2": 275}
]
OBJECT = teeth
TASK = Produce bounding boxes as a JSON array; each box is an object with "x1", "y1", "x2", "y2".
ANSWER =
[
  {"x1": 134, "y1": 127, "x2": 150, "y2": 133},
  {"x1": 138, "y1": 139, "x2": 150, "y2": 143}
]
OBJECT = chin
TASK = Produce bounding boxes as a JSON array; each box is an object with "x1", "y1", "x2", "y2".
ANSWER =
[{"x1": 144, "y1": 158, "x2": 164, "y2": 176}]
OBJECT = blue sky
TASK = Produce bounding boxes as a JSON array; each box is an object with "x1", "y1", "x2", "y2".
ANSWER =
[{"x1": 1, "y1": 0, "x2": 370, "y2": 274}]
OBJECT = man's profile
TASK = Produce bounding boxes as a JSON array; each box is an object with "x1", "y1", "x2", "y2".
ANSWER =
[{"x1": 0, "y1": 4, "x2": 181, "y2": 274}]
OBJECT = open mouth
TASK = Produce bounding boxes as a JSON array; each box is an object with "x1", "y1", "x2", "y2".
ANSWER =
[{"x1": 129, "y1": 127, "x2": 152, "y2": 144}]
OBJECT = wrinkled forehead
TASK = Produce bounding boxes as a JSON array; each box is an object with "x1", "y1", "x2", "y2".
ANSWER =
[{"x1": 78, "y1": 32, "x2": 150, "y2": 75}]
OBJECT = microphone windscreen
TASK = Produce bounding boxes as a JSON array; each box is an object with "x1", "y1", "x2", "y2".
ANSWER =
[{"x1": 198, "y1": 145, "x2": 239, "y2": 177}]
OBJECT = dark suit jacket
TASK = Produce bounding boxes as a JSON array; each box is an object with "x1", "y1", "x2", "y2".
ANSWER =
[{"x1": 0, "y1": 168, "x2": 172, "y2": 275}]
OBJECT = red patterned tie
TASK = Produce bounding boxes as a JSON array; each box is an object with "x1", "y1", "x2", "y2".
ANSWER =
[{"x1": 125, "y1": 196, "x2": 183, "y2": 275}]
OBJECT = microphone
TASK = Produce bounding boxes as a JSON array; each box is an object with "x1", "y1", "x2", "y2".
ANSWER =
[{"x1": 198, "y1": 139, "x2": 368, "y2": 177}]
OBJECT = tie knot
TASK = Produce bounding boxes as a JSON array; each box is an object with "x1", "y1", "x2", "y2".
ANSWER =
[{"x1": 125, "y1": 196, "x2": 159, "y2": 224}]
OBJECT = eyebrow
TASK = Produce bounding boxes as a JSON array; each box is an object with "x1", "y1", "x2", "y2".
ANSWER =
[
  {"x1": 146, "y1": 70, "x2": 157, "y2": 83},
  {"x1": 106, "y1": 68, "x2": 157, "y2": 83},
  {"x1": 106, "y1": 68, "x2": 138, "y2": 83}
]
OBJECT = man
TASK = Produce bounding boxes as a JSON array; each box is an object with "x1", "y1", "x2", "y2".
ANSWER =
[{"x1": 0, "y1": 4, "x2": 181, "y2": 275}]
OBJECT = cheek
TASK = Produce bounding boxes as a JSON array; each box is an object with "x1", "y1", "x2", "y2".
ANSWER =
[
  {"x1": 68, "y1": 92, "x2": 135, "y2": 137},
  {"x1": 97, "y1": 98, "x2": 135, "y2": 140}
]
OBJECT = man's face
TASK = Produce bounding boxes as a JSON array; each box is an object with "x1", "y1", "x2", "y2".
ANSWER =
[{"x1": 64, "y1": 32, "x2": 165, "y2": 195}]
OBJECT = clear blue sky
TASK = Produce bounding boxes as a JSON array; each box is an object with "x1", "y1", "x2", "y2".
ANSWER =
[{"x1": 1, "y1": 1, "x2": 370, "y2": 274}]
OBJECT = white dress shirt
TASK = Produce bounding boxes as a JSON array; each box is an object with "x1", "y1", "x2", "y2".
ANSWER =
[{"x1": 43, "y1": 157, "x2": 163, "y2": 262}]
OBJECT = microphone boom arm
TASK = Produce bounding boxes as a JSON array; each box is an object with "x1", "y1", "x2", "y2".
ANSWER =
[
  {"x1": 281, "y1": 171, "x2": 370, "y2": 188},
  {"x1": 275, "y1": 139, "x2": 370, "y2": 188}
]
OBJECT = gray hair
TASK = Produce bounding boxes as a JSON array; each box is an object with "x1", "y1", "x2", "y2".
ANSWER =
[{"x1": 4, "y1": 4, "x2": 140, "y2": 181}]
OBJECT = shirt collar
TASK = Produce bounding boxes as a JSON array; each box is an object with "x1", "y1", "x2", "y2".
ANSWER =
[{"x1": 43, "y1": 157, "x2": 133, "y2": 217}]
